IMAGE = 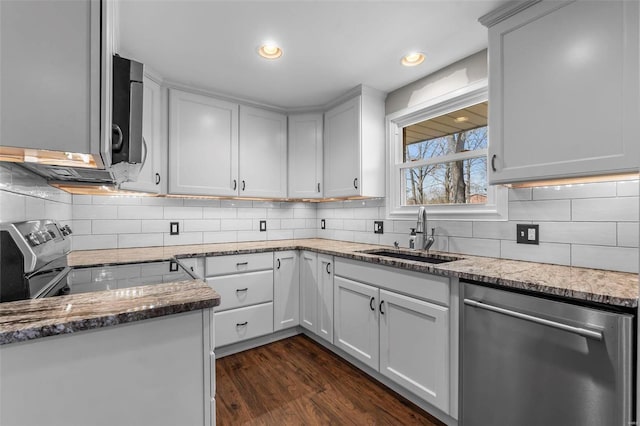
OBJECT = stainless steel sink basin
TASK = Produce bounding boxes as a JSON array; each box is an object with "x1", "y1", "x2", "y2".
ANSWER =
[{"x1": 360, "y1": 250, "x2": 460, "y2": 264}]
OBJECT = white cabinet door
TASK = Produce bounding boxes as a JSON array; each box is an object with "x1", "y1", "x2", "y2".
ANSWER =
[
  {"x1": 324, "y1": 97, "x2": 361, "y2": 197},
  {"x1": 0, "y1": 0, "x2": 101, "y2": 156},
  {"x1": 299, "y1": 251, "x2": 318, "y2": 332},
  {"x1": 288, "y1": 113, "x2": 323, "y2": 198},
  {"x1": 121, "y1": 74, "x2": 163, "y2": 193},
  {"x1": 168, "y1": 89, "x2": 238, "y2": 196},
  {"x1": 487, "y1": 0, "x2": 639, "y2": 184},
  {"x1": 273, "y1": 251, "x2": 299, "y2": 331},
  {"x1": 239, "y1": 106, "x2": 287, "y2": 198},
  {"x1": 317, "y1": 254, "x2": 334, "y2": 343},
  {"x1": 333, "y1": 276, "x2": 379, "y2": 370},
  {"x1": 379, "y1": 289, "x2": 450, "y2": 413}
]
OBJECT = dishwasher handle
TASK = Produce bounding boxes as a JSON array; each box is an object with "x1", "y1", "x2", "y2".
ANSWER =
[{"x1": 464, "y1": 298, "x2": 603, "y2": 341}]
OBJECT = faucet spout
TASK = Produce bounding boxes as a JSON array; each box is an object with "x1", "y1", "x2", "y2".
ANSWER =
[{"x1": 415, "y1": 206, "x2": 430, "y2": 250}]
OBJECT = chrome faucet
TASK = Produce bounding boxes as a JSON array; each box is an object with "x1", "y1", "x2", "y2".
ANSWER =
[{"x1": 415, "y1": 206, "x2": 435, "y2": 251}]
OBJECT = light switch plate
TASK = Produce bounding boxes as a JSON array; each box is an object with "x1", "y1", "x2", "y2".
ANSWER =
[
  {"x1": 170, "y1": 222, "x2": 179, "y2": 235},
  {"x1": 259, "y1": 220, "x2": 267, "y2": 232},
  {"x1": 374, "y1": 221, "x2": 384, "y2": 234},
  {"x1": 320, "y1": 219, "x2": 326, "y2": 230},
  {"x1": 516, "y1": 224, "x2": 539, "y2": 245}
]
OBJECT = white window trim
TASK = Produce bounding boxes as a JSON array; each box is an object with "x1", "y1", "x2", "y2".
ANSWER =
[{"x1": 385, "y1": 80, "x2": 508, "y2": 221}]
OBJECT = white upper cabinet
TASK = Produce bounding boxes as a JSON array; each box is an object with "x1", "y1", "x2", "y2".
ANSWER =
[
  {"x1": 483, "y1": 0, "x2": 639, "y2": 184},
  {"x1": 323, "y1": 87, "x2": 386, "y2": 198},
  {"x1": 239, "y1": 106, "x2": 287, "y2": 198},
  {"x1": 288, "y1": 113, "x2": 323, "y2": 199},
  {"x1": 0, "y1": 0, "x2": 104, "y2": 159},
  {"x1": 168, "y1": 89, "x2": 238, "y2": 196},
  {"x1": 121, "y1": 74, "x2": 163, "y2": 193}
]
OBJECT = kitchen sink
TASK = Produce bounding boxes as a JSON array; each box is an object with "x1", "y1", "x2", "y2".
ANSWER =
[{"x1": 360, "y1": 250, "x2": 460, "y2": 264}]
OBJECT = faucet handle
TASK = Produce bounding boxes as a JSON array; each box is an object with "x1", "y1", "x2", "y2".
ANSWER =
[{"x1": 393, "y1": 241, "x2": 400, "y2": 249}]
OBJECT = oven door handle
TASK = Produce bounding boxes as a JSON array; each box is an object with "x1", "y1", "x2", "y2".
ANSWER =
[
  {"x1": 464, "y1": 298, "x2": 603, "y2": 341},
  {"x1": 34, "y1": 266, "x2": 72, "y2": 299}
]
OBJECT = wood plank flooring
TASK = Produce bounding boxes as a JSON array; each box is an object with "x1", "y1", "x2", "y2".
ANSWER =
[{"x1": 216, "y1": 334, "x2": 445, "y2": 425}]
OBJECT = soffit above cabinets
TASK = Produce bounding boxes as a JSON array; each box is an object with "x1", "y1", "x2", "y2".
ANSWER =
[{"x1": 116, "y1": 1, "x2": 509, "y2": 110}]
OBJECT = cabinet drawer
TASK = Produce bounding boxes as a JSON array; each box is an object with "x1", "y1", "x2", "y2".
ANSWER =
[
  {"x1": 206, "y1": 252, "x2": 273, "y2": 276},
  {"x1": 206, "y1": 270, "x2": 273, "y2": 312},
  {"x1": 335, "y1": 258, "x2": 449, "y2": 306},
  {"x1": 215, "y1": 302, "x2": 273, "y2": 347}
]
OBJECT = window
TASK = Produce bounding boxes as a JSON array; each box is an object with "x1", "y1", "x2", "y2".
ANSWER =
[
  {"x1": 386, "y1": 83, "x2": 506, "y2": 220},
  {"x1": 403, "y1": 102, "x2": 488, "y2": 206}
]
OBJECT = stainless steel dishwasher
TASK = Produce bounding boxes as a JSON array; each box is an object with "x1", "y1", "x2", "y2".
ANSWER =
[{"x1": 461, "y1": 282, "x2": 634, "y2": 426}]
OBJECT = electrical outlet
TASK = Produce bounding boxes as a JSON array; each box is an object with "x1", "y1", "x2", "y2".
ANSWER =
[
  {"x1": 259, "y1": 220, "x2": 267, "y2": 232},
  {"x1": 320, "y1": 219, "x2": 326, "y2": 230},
  {"x1": 374, "y1": 221, "x2": 384, "y2": 234},
  {"x1": 516, "y1": 224, "x2": 539, "y2": 245},
  {"x1": 170, "y1": 222, "x2": 179, "y2": 235}
]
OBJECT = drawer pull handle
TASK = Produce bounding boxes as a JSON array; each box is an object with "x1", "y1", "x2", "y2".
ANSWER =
[
  {"x1": 369, "y1": 297, "x2": 375, "y2": 311},
  {"x1": 236, "y1": 288, "x2": 248, "y2": 293},
  {"x1": 276, "y1": 259, "x2": 281, "y2": 269},
  {"x1": 491, "y1": 154, "x2": 497, "y2": 172},
  {"x1": 379, "y1": 300, "x2": 385, "y2": 315},
  {"x1": 353, "y1": 177, "x2": 358, "y2": 189},
  {"x1": 233, "y1": 179, "x2": 237, "y2": 190},
  {"x1": 326, "y1": 262, "x2": 331, "y2": 274},
  {"x1": 236, "y1": 322, "x2": 248, "y2": 327},
  {"x1": 236, "y1": 262, "x2": 248, "y2": 266}
]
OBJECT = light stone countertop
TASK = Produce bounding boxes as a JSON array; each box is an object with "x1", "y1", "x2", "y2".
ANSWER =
[
  {"x1": 2, "y1": 238, "x2": 635, "y2": 346},
  {"x1": 68, "y1": 238, "x2": 638, "y2": 309}
]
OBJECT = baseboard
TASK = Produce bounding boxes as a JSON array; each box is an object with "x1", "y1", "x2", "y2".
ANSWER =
[
  {"x1": 301, "y1": 330, "x2": 459, "y2": 426},
  {"x1": 215, "y1": 327, "x2": 302, "y2": 358}
]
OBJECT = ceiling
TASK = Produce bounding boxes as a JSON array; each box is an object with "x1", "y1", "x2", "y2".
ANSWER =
[
  {"x1": 404, "y1": 101, "x2": 488, "y2": 145},
  {"x1": 117, "y1": 1, "x2": 508, "y2": 110}
]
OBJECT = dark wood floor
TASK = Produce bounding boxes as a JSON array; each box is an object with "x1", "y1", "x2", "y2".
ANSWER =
[{"x1": 216, "y1": 334, "x2": 445, "y2": 425}]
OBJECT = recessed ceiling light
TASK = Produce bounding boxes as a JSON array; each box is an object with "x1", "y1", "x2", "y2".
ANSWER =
[
  {"x1": 401, "y1": 52, "x2": 425, "y2": 67},
  {"x1": 454, "y1": 116, "x2": 469, "y2": 123},
  {"x1": 258, "y1": 43, "x2": 283, "y2": 60}
]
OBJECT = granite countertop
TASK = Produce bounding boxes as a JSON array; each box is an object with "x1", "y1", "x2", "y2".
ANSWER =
[
  {"x1": 0, "y1": 280, "x2": 220, "y2": 345},
  {"x1": 68, "y1": 238, "x2": 639, "y2": 309}
]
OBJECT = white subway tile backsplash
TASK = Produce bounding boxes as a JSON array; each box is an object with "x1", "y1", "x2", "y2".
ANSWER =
[
  {"x1": 72, "y1": 234, "x2": 118, "y2": 250},
  {"x1": 220, "y1": 219, "x2": 253, "y2": 231},
  {"x1": 74, "y1": 204, "x2": 118, "y2": 220},
  {"x1": 265, "y1": 219, "x2": 281, "y2": 230},
  {"x1": 221, "y1": 199, "x2": 253, "y2": 208},
  {"x1": 343, "y1": 219, "x2": 366, "y2": 232},
  {"x1": 118, "y1": 233, "x2": 163, "y2": 248},
  {"x1": 118, "y1": 205, "x2": 163, "y2": 220},
  {"x1": 183, "y1": 198, "x2": 221, "y2": 208},
  {"x1": 572, "y1": 197, "x2": 639, "y2": 222},
  {"x1": 293, "y1": 228, "x2": 317, "y2": 239},
  {"x1": 572, "y1": 245, "x2": 638, "y2": 273},
  {"x1": 449, "y1": 237, "x2": 500, "y2": 258},
  {"x1": 72, "y1": 195, "x2": 93, "y2": 205},
  {"x1": 333, "y1": 230, "x2": 355, "y2": 242},
  {"x1": 141, "y1": 219, "x2": 183, "y2": 233},
  {"x1": 163, "y1": 232, "x2": 203, "y2": 246},
  {"x1": 433, "y1": 220, "x2": 473, "y2": 238},
  {"x1": 237, "y1": 230, "x2": 267, "y2": 242},
  {"x1": 617, "y1": 223, "x2": 639, "y2": 248},
  {"x1": 378, "y1": 232, "x2": 405, "y2": 247},
  {"x1": 508, "y1": 188, "x2": 532, "y2": 201},
  {"x1": 92, "y1": 219, "x2": 141, "y2": 235},
  {"x1": 324, "y1": 219, "x2": 344, "y2": 230},
  {"x1": 203, "y1": 207, "x2": 236, "y2": 219},
  {"x1": 352, "y1": 231, "x2": 380, "y2": 245},
  {"x1": 45, "y1": 201, "x2": 72, "y2": 221},
  {"x1": 617, "y1": 180, "x2": 639, "y2": 197},
  {"x1": 266, "y1": 229, "x2": 293, "y2": 240},
  {"x1": 305, "y1": 219, "x2": 318, "y2": 229},
  {"x1": 472, "y1": 221, "x2": 515, "y2": 240},
  {"x1": 25, "y1": 197, "x2": 45, "y2": 219},
  {"x1": 268, "y1": 208, "x2": 294, "y2": 219},
  {"x1": 353, "y1": 207, "x2": 379, "y2": 219},
  {"x1": 281, "y1": 218, "x2": 306, "y2": 229},
  {"x1": 71, "y1": 220, "x2": 92, "y2": 235},
  {"x1": 164, "y1": 206, "x2": 203, "y2": 219},
  {"x1": 509, "y1": 200, "x2": 571, "y2": 221},
  {"x1": 252, "y1": 201, "x2": 280, "y2": 208},
  {"x1": 0, "y1": 191, "x2": 25, "y2": 222},
  {"x1": 92, "y1": 196, "x2": 141, "y2": 206},
  {"x1": 539, "y1": 222, "x2": 617, "y2": 246},
  {"x1": 293, "y1": 208, "x2": 316, "y2": 219},
  {"x1": 532, "y1": 182, "x2": 616, "y2": 200},
  {"x1": 203, "y1": 231, "x2": 237, "y2": 244},
  {"x1": 183, "y1": 219, "x2": 221, "y2": 232},
  {"x1": 500, "y1": 241, "x2": 571, "y2": 266},
  {"x1": 237, "y1": 207, "x2": 266, "y2": 219}
]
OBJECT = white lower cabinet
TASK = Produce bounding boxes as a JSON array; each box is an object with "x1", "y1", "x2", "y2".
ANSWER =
[
  {"x1": 334, "y1": 276, "x2": 379, "y2": 370},
  {"x1": 205, "y1": 252, "x2": 274, "y2": 348},
  {"x1": 334, "y1": 258, "x2": 452, "y2": 415},
  {"x1": 215, "y1": 302, "x2": 274, "y2": 348},
  {"x1": 299, "y1": 251, "x2": 334, "y2": 343},
  {"x1": 273, "y1": 251, "x2": 300, "y2": 331},
  {"x1": 379, "y1": 289, "x2": 449, "y2": 412}
]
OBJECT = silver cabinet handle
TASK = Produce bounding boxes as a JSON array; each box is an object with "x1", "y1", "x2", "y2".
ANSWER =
[{"x1": 464, "y1": 299, "x2": 603, "y2": 340}]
